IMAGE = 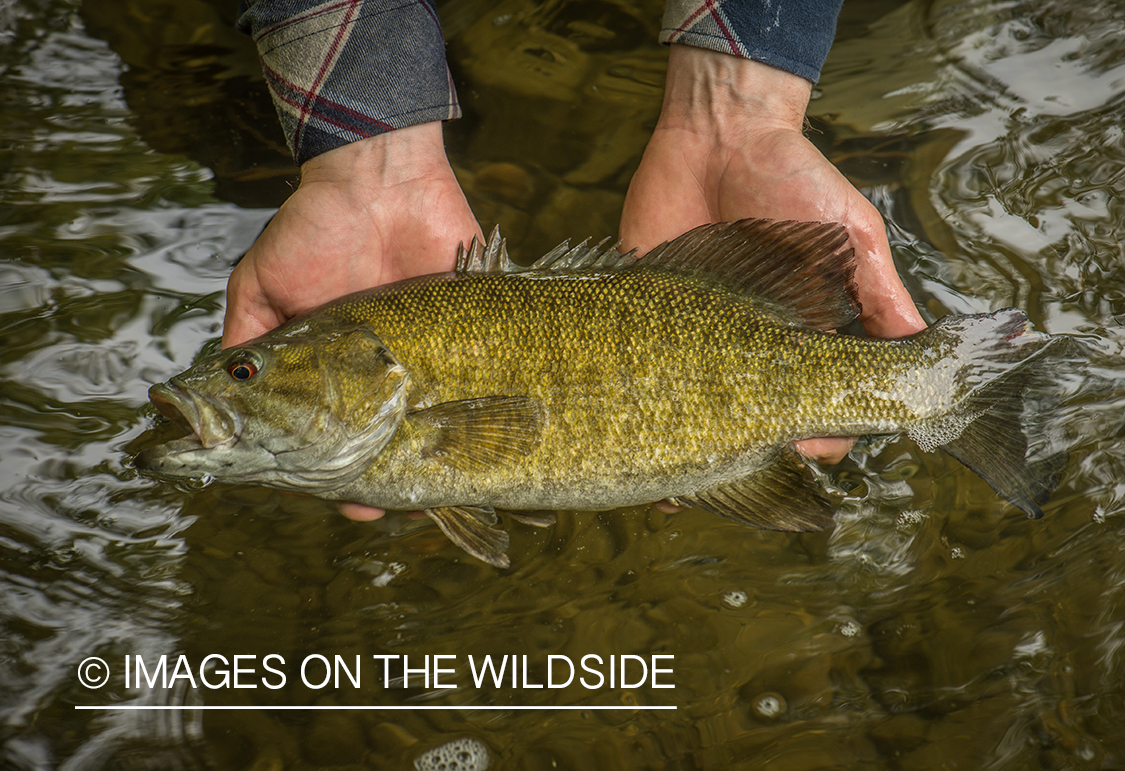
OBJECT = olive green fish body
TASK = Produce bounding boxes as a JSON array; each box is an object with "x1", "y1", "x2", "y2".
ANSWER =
[
  {"x1": 137, "y1": 219, "x2": 1067, "y2": 567},
  {"x1": 315, "y1": 270, "x2": 923, "y2": 511}
]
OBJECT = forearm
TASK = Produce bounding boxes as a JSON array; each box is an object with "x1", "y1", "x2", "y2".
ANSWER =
[
  {"x1": 298, "y1": 121, "x2": 455, "y2": 193},
  {"x1": 658, "y1": 44, "x2": 812, "y2": 135}
]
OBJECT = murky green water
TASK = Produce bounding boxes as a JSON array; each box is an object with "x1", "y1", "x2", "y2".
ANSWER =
[{"x1": 2, "y1": 0, "x2": 1124, "y2": 768}]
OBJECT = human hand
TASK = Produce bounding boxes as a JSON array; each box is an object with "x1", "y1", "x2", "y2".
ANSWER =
[
  {"x1": 223, "y1": 121, "x2": 481, "y2": 521},
  {"x1": 224, "y1": 122, "x2": 482, "y2": 348},
  {"x1": 620, "y1": 45, "x2": 926, "y2": 464}
]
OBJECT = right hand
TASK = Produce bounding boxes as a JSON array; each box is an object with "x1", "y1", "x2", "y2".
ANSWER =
[
  {"x1": 223, "y1": 121, "x2": 482, "y2": 349},
  {"x1": 223, "y1": 121, "x2": 482, "y2": 522}
]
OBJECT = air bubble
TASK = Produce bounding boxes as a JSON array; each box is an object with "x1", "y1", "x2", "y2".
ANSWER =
[
  {"x1": 173, "y1": 474, "x2": 215, "y2": 494},
  {"x1": 722, "y1": 590, "x2": 748, "y2": 609},
  {"x1": 752, "y1": 692, "x2": 786, "y2": 720},
  {"x1": 896, "y1": 509, "x2": 926, "y2": 532},
  {"x1": 414, "y1": 737, "x2": 490, "y2": 771},
  {"x1": 908, "y1": 410, "x2": 980, "y2": 453}
]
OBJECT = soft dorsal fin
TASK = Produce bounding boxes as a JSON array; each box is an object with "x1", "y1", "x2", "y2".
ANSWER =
[
  {"x1": 639, "y1": 219, "x2": 861, "y2": 331},
  {"x1": 456, "y1": 226, "x2": 639, "y2": 275}
]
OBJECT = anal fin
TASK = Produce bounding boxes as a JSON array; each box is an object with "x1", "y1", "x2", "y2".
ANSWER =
[
  {"x1": 672, "y1": 448, "x2": 836, "y2": 532},
  {"x1": 425, "y1": 505, "x2": 511, "y2": 568}
]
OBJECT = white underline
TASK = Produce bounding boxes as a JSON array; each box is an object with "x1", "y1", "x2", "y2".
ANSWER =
[{"x1": 75, "y1": 705, "x2": 676, "y2": 711}]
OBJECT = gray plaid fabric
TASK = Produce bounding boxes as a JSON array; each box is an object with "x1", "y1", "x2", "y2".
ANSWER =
[
  {"x1": 238, "y1": 0, "x2": 460, "y2": 165},
  {"x1": 239, "y1": 0, "x2": 843, "y2": 166},
  {"x1": 660, "y1": 0, "x2": 844, "y2": 83}
]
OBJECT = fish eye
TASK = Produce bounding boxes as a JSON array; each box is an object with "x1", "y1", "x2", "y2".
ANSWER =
[{"x1": 227, "y1": 355, "x2": 260, "y2": 382}]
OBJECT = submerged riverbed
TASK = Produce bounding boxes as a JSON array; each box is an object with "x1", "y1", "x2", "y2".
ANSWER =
[{"x1": 2, "y1": 0, "x2": 1124, "y2": 768}]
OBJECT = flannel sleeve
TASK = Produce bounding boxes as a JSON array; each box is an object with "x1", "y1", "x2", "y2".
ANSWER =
[
  {"x1": 238, "y1": 0, "x2": 460, "y2": 165},
  {"x1": 660, "y1": 0, "x2": 845, "y2": 83}
]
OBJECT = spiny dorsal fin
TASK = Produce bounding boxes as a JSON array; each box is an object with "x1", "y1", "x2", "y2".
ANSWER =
[
  {"x1": 671, "y1": 448, "x2": 836, "y2": 532},
  {"x1": 455, "y1": 226, "x2": 519, "y2": 273},
  {"x1": 639, "y1": 219, "x2": 861, "y2": 331},
  {"x1": 456, "y1": 226, "x2": 638, "y2": 274},
  {"x1": 531, "y1": 237, "x2": 639, "y2": 272}
]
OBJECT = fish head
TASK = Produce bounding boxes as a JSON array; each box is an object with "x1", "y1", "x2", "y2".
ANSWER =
[{"x1": 135, "y1": 326, "x2": 410, "y2": 493}]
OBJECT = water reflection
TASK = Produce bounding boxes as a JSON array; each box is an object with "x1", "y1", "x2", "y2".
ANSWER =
[{"x1": 2, "y1": 0, "x2": 1124, "y2": 767}]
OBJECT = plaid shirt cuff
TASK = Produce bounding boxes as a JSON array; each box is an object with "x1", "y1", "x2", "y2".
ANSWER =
[
  {"x1": 660, "y1": 0, "x2": 844, "y2": 83},
  {"x1": 239, "y1": 0, "x2": 460, "y2": 165}
]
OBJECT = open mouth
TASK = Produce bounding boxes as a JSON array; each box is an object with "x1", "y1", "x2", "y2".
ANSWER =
[{"x1": 148, "y1": 382, "x2": 238, "y2": 449}]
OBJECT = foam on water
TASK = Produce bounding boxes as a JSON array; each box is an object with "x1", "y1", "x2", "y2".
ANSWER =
[{"x1": 413, "y1": 737, "x2": 490, "y2": 771}]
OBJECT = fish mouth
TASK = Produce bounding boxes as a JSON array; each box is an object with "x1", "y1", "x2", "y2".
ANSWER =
[{"x1": 148, "y1": 382, "x2": 239, "y2": 450}]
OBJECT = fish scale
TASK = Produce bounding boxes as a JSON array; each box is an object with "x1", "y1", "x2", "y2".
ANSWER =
[
  {"x1": 136, "y1": 219, "x2": 1070, "y2": 567},
  {"x1": 354, "y1": 275, "x2": 777, "y2": 465}
]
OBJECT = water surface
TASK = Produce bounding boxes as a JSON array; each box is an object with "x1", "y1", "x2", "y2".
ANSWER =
[{"x1": 2, "y1": 0, "x2": 1124, "y2": 768}]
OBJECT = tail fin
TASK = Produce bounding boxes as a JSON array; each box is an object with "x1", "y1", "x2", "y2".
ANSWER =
[{"x1": 907, "y1": 309, "x2": 1072, "y2": 518}]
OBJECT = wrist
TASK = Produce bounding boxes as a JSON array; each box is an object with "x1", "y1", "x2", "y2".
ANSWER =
[
  {"x1": 659, "y1": 45, "x2": 812, "y2": 136},
  {"x1": 297, "y1": 122, "x2": 454, "y2": 193}
]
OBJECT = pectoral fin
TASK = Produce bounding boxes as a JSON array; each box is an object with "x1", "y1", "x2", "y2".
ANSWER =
[
  {"x1": 425, "y1": 505, "x2": 511, "y2": 568},
  {"x1": 411, "y1": 396, "x2": 542, "y2": 474},
  {"x1": 672, "y1": 449, "x2": 836, "y2": 532}
]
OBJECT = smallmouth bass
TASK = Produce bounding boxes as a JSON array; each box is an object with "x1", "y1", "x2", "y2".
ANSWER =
[{"x1": 136, "y1": 219, "x2": 1068, "y2": 567}]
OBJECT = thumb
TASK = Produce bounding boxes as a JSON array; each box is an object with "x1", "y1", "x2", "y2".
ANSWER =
[{"x1": 222, "y1": 266, "x2": 283, "y2": 348}]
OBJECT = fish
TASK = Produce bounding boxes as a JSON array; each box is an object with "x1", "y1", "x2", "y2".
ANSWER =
[{"x1": 135, "y1": 219, "x2": 1069, "y2": 567}]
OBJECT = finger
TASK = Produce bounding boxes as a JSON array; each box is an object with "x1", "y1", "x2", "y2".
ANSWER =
[
  {"x1": 222, "y1": 264, "x2": 282, "y2": 349},
  {"x1": 221, "y1": 311, "x2": 272, "y2": 349},
  {"x1": 618, "y1": 132, "x2": 711, "y2": 253},
  {"x1": 844, "y1": 212, "x2": 927, "y2": 340},
  {"x1": 793, "y1": 436, "x2": 855, "y2": 465},
  {"x1": 337, "y1": 501, "x2": 386, "y2": 521}
]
